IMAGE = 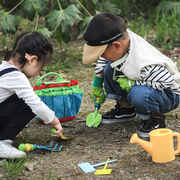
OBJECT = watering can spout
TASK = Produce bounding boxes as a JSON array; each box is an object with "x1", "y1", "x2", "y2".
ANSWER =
[{"x1": 130, "y1": 133, "x2": 153, "y2": 156}]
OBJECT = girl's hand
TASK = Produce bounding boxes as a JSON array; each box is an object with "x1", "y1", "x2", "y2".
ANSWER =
[{"x1": 51, "y1": 116, "x2": 63, "y2": 138}]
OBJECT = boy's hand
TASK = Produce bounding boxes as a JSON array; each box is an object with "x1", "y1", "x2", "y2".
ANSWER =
[
  {"x1": 116, "y1": 77, "x2": 134, "y2": 93},
  {"x1": 91, "y1": 86, "x2": 106, "y2": 104}
]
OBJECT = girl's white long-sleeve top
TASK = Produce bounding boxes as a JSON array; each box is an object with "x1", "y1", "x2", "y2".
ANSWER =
[{"x1": 0, "y1": 61, "x2": 54, "y2": 124}]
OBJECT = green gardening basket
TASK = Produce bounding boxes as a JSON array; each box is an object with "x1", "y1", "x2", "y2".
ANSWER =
[{"x1": 33, "y1": 72, "x2": 84, "y2": 124}]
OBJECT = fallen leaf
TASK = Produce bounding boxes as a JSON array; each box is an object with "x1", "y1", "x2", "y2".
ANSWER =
[
  {"x1": 24, "y1": 162, "x2": 34, "y2": 171},
  {"x1": 121, "y1": 128, "x2": 126, "y2": 133},
  {"x1": 40, "y1": 151, "x2": 46, "y2": 155},
  {"x1": 173, "y1": 47, "x2": 180, "y2": 53},
  {"x1": 45, "y1": 139, "x2": 50, "y2": 142}
]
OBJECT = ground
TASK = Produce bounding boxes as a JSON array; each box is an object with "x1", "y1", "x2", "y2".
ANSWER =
[{"x1": 0, "y1": 41, "x2": 180, "y2": 180}]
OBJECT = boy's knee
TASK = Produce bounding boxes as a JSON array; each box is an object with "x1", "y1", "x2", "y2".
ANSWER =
[{"x1": 128, "y1": 86, "x2": 145, "y2": 105}]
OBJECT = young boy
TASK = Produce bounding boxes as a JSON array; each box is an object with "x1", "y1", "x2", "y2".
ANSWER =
[{"x1": 82, "y1": 12, "x2": 180, "y2": 138}]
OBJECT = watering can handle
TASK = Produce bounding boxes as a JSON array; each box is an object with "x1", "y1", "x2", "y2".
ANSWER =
[{"x1": 173, "y1": 132, "x2": 180, "y2": 155}]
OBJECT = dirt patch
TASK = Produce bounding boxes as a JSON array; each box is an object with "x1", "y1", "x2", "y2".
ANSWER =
[{"x1": 1, "y1": 49, "x2": 180, "y2": 179}]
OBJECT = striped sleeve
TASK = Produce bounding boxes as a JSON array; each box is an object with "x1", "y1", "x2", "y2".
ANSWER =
[
  {"x1": 95, "y1": 57, "x2": 109, "y2": 74},
  {"x1": 135, "y1": 65, "x2": 180, "y2": 94}
]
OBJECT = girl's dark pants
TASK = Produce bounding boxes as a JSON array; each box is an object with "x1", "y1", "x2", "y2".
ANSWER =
[{"x1": 0, "y1": 94, "x2": 35, "y2": 140}]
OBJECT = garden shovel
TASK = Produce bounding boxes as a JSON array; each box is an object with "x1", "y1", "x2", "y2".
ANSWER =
[
  {"x1": 95, "y1": 158, "x2": 112, "y2": 175},
  {"x1": 77, "y1": 159, "x2": 117, "y2": 173},
  {"x1": 86, "y1": 97, "x2": 102, "y2": 127}
]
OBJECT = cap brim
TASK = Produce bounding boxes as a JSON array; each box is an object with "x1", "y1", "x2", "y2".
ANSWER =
[{"x1": 82, "y1": 43, "x2": 108, "y2": 64}]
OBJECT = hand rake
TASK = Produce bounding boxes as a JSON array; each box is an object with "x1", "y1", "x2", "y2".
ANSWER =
[
  {"x1": 18, "y1": 142, "x2": 63, "y2": 152},
  {"x1": 77, "y1": 159, "x2": 117, "y2": 173}
]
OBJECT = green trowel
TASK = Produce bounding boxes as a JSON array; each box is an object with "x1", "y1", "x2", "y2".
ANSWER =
[{"x1": 86, "y1": 97, "x2": 102, "y2": 127}]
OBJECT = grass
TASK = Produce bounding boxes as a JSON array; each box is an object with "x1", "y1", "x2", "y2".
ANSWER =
[
  {"x1": 127, "y1": 9, "x2": 180, "y2": 50},
  {"x1": 0, "y1": 129, "x2": 33, "y2": 179},
  {"x1": 3, "y1": 158, "x2": 28, "y2": 179},
  {"x1": 0, "y1": 122, "x2": 53, "y2": 179}
]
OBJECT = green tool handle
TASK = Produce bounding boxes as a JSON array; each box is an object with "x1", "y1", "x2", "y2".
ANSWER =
[
  {"x1": 36, "y1": 72, "x2": 70, "y2": 86},
  {"x1": 95, "y1": 97, "x2": 101, "y2": 110}
]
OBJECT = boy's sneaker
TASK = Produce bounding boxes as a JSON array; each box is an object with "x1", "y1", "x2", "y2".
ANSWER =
[
  {"x1": 139, "y1": 112, "x2": 166, "y2": 138},
  {"x1": 101, "y1": 103, "x2": 136, "y2": 124},
  {"x1": 0, "y1": 140, "x2": 27, "y2": 159}
]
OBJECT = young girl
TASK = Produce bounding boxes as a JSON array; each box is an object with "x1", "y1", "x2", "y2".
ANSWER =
[{"x1": 0, "y1": 31, "x2": 63, "y2": 159}]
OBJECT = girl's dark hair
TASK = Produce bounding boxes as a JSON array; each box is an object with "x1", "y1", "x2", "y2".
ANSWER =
[{"x1": 5, "y1": 31, "x2": 53, "y2": 68}]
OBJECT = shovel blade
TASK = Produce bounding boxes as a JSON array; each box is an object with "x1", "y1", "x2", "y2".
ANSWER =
[
  {"x1": 95, "y1": 169, "x2": 112, "y2": 175},
  {"x1": 86, "y1": 110, "x2": 102, "y2": 127},
  {"x1": 60, "y1": 134, "x2": 73, "y2": 140},
  {"x1": 78, "y1": 162, "x2": 96, "y2": 173}
]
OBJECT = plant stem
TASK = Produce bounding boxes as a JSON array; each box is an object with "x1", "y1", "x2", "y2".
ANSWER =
[
  {"x1": 57, "y1": 0, "x2": 62, "y2": 11},
  {"x1": 35, "y1": 13, "x2": 39, "y2": 30},
  {"x1": 76, "y1": 0, "x2": 92, "y2": 17},
  {"x1": 8, "y1": 0, "x2": 25, "y2": 14}
]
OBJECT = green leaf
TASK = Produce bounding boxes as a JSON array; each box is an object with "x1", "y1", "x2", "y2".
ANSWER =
[
  {"x1": 22, "y1": 0, "x2": 47, "y2": 21},
  {"x1": 92, "y1": 0, "x2": 99, "y2": 4},
  {"x1": 62, "y1": 25, "x2": 72, "y2": 44},
  {"x1": 55, "y1": 24, "x2": 72, "y2": 45},
  {"x1": 0, "y1": 10, "x2": 18, "y2": 36},
  {"x1": 158, "y1": 1, "x2": 180, "y2": 19},
  {"x1": 37, "y1": 28, "x2": 53, "y2": 38},
  {"x1": 45, "y1": 10, "x2": 60, "y2": 31},
  {"x1": 174, "y1": 2, "x2": 180, "y2": 18},
  {"x1": 45, "y1": 4, "x2": 82, "y2": 44},
  {"x1": 158, "y1": 1, "x2": 175, "y2": 12},
  {"x1": 65, "y1": 4, "x2": 82, "y2": 23},
  {"x1": 55, "y1": 28, "x2": 63, "y2": 46},
  {"x1": 45, "y1": 4, "x2": 82, "y2": 31},
  {"x1": 83, "y1": 16, "x2": 93, "y2": 27}
]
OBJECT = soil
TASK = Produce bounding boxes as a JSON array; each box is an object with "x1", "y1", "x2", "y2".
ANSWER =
[{"x1": 0, "y1": 41, "x2": 180, "y2": 180}]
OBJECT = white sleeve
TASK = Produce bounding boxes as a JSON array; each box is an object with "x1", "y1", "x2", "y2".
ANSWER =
[{"x1": 5, "y1": 72, "x2": 55, "y2": 124}]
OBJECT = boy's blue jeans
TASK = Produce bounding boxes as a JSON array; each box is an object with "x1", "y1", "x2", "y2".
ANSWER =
[{"x1": 104, "y1": 62, "x2": 180, "y2": 120}]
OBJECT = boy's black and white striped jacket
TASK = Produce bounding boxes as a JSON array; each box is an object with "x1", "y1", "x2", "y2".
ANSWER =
[{"x1": 95, "y1": 57, "x2": 180, "y2": 95}]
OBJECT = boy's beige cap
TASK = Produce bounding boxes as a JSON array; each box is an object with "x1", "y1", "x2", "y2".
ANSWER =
[
  {"x1": 82, "y1": 12, "x2": 123, "y2": 64},
  {"x1": 83, "y1": 43, "x2": 108, "y2": 64}
]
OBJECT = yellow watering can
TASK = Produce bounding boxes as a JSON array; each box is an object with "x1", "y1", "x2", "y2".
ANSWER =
[{"x1": 130, "y1": 128, "x2": 180, "y2": 163}]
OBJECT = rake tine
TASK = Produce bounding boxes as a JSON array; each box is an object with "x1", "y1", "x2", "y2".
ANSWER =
[
  {"x1": 42, "y1": 142, "x2": 54, "y2": 149},
  {"x1": 52, "y1": 145, "x2": 63, "y2": 152},
  {"x1": 49, "y1": 142, "x2": 54, "y2": 148},
  {"x1": 51, "y1": 143, "x2": 59, "y2": 151},
  {"x1": 53, "y1": 143, "x2": 58, "y2": 149}
]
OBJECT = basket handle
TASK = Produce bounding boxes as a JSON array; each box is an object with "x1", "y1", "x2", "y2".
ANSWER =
[{"x1": 36, "y1": 72, "x2": 70, "y2": 86}]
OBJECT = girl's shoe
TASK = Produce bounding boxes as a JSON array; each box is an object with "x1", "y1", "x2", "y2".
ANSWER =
[{"x1": 0, "y1": 140, "x2": 26, "y2": 158}]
